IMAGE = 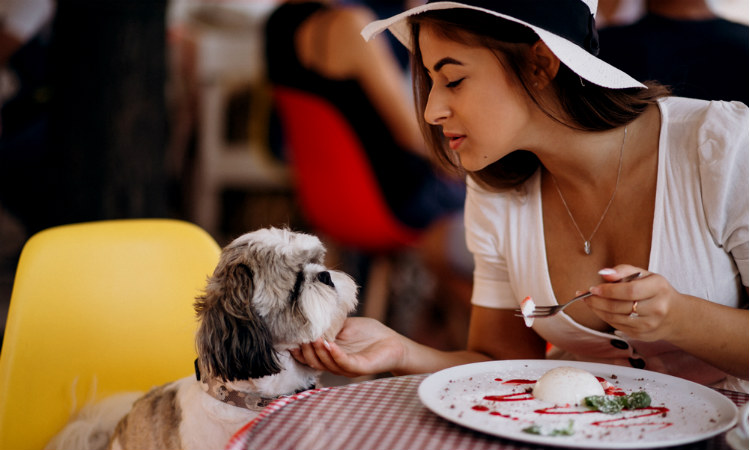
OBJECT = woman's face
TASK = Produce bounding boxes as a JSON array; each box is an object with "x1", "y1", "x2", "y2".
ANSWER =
[{"x1": 418, "y1": 25, "x2": 535, "y2": 171}]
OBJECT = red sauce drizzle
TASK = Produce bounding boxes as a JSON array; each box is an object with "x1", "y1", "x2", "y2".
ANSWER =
[
  {"x1": 502, "y1": 379, "x2": 536, "y2": 385},
  {"x1": 470, "y1": 376, "x2": 672, "y2": 431},
  {"x1": 605, "y1": 386, "x2": 626, "y2": 396},
  {"x1": 535, "y1": 406, "x2": 598, "y2": 415},
  {"x1": 484, "y1": 392, "x2": 534, "y2": 402},
  {"x1": 591, "y1": 407, "x2": 672, "y2": 429},
  {"x1": 490, "y1": 411, "x2": 519, "y2": 420}
]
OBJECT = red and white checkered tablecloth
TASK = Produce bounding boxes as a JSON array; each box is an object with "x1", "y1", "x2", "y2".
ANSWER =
[{"x1": 225, "y1": 374, "x2": 748, "y2": 450}]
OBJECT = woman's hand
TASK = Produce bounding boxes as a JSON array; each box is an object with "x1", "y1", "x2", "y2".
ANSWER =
[
  {"x1": 584, "y1": 264, "x2": 748, "y2": 379},
  {"x1": 290, "y1": 317, "x2": 407, "y2": 377},
  {"x1": 584, "y1": 265, "x2": 682, "y2": 341}
]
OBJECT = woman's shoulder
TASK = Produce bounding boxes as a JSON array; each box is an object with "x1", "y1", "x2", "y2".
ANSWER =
[
  {"x1": 658, "y1": 97, "x2": 748, "y2": 245},
  {"x1": 465, "y1": 172, "x2": 541, "y2": 230},
  {"x1": 659, "y1": 97, "x2": 748, "y2": 161},
  {"x1": 659, "y1": 96, "x2": 748, "y2": 130},
  {"x1": 466, "y1": 172, "x2": 540, "y2": 204}
]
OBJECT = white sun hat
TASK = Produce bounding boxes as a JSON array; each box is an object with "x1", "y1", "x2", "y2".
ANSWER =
[{"x1": 361, "y1": 0, "x2": 645, "y2": 89}]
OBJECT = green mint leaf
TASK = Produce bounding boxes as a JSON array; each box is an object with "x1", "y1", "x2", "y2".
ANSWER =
[
  {"x1": 522, "y1": 421, "x2": 575, "y2": 436},
  {"x1": 584, "y1": 391, "x2": 651, "y2": 414}
]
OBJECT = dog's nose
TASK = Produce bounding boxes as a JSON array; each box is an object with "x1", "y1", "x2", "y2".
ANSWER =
[{"x1": 317, "y1": 271, "x2": 335, "y2": 288}]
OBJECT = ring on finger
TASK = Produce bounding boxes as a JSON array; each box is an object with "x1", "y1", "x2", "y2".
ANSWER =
[{"x1": 629, "y1": 301, "x2": 639, "y2": 319}]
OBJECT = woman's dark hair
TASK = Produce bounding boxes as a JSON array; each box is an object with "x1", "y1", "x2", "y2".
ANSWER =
[{"x1": 408, "y1": 10, "x2": 670, "y2": 191}]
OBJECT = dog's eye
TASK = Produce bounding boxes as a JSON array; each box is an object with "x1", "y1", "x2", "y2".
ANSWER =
[{"x1": 316, "y1": 271, "x2": 334, "y2": 288}]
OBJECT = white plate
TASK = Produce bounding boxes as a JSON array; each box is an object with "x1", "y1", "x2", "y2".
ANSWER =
[{"x1": 419, "y1": 360, "x2": 738, "y2": 449}]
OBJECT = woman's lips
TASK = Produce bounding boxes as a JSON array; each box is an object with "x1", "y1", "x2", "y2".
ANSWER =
[{"x1": 445, "y1": 134, "x2": 466, "y2": 151}]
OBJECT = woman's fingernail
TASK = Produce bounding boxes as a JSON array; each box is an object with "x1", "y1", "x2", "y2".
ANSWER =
[
  {"x1": 323, "y1": 339, "x2": 331, "y2": 350},
  {"x1": 598, "y1": 268, "x2": 617, "y2": 276}
]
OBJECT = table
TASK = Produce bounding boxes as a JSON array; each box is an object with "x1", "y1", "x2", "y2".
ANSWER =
[{"x1": 226, "y1": 374, "x2": 748, "y2": 450}]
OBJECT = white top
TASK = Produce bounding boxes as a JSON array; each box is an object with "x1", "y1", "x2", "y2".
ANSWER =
[{"x1": 466, "y1": 97, "x2": 749, "y2": 390}]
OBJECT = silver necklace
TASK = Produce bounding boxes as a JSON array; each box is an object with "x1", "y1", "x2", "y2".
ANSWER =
[{"x1": 551, "y1": 126, "x2": 627, "y2": 255}]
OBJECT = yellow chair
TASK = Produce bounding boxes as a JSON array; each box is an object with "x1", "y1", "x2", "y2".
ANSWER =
[{"x1": 0, "y1": 219, "x2": 221, "y2": 450}]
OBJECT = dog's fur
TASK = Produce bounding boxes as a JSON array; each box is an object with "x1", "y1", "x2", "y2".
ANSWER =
[{"x1": 46, "y1": 228, "x2": 358, "y2": 450}]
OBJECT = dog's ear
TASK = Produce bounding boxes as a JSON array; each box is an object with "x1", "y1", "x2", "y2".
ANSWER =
[{"x1": 195, "y1": 263, "x2": 282, "y2": 381}]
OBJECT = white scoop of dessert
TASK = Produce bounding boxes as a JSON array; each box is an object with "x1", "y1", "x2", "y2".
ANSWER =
[{"x1": 532, "y1": 366, "x2": 605, "y2": 405}]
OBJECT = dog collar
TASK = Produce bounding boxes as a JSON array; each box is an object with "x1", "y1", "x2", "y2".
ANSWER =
[{"x1": 195, "y1": 359, "x2": 316, "y2": 411}]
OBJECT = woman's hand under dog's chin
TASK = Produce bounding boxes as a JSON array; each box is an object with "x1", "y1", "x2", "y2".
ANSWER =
[
  {"x1": 289, "y1": 317, "x2": 408, "y2": 378},
  {"x1": 321, "y1": 314, "x2": 348, "y2": 342}
]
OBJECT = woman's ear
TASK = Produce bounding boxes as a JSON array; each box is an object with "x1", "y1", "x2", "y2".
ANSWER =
[{"x1": 528, "y1": 41, "x2": 560, "y2": 89}]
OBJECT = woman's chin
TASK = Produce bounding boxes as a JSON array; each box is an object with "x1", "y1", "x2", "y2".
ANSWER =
[{"x1": 458, "y1": 156, "x2": 492, "y2": 173}]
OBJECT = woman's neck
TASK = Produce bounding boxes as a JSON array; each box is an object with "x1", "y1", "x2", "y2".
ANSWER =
[
  {"x1": 535, "y1": 104, "x2": 659, "y2": 193},
  {"x1": 535, "y1": 127, "x2": 626, "y2": 192}
]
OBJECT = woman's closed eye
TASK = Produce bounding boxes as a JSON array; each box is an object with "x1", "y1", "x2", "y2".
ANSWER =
[{"x1": 446, "y1": 77, "x2": 465, "y2": 88}]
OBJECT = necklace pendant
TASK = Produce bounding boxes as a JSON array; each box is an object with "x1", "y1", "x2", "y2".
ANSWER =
[{"x1": 584, "y1": 241, "x2": 591, "y2": 255}]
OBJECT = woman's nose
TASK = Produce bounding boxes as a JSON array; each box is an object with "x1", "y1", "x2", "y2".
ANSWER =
[{"x1": 424, "y1": 89, "x2": 450, "y2": 125}]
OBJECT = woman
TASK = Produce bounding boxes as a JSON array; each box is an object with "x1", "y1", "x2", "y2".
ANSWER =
[{"x1": 291, "y1": 0, "x2": 749, "y2": 391}]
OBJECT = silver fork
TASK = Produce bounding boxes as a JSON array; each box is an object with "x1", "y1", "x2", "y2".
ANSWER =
[{"x1": 515, "y1": 272, "x2": 642, "y2": 319}]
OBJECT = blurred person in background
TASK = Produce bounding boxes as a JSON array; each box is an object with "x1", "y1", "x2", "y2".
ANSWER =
[
  {"x1": 265, "y1": 0, "x2": 474, "y2": 348},
  {"x1": 596, "y1": 0, "x2": 645, "y2": 27},
  {"x1": 356, "y1": 0, "x2": 425, "y2": 69},
  {"x1": 598, "y1": 0, "x2": 749, "y2": 104}
]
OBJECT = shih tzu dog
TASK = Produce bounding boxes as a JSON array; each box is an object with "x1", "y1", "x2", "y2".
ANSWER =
[{"x1": 46, "y1": 227, "x2": 358, "y2": 450}]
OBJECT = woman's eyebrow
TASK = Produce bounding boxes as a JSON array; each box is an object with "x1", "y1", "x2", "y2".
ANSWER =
[{"x1": 433, "y1": 57, "x2": 464, "y2": 72}]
